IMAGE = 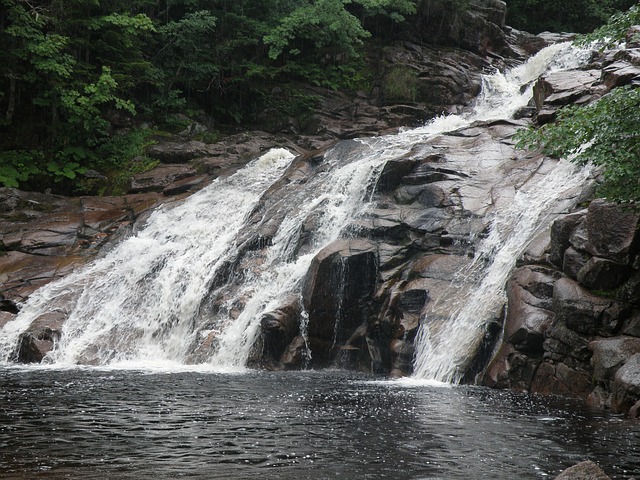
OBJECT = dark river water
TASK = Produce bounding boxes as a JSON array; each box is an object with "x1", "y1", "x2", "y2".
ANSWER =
[{"x1": 0, "y1": 367, "x2": 638, "y2": 479}]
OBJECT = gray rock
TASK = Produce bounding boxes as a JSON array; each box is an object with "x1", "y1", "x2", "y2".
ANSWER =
[
  {"x1": 611, "y1": 353, "x2": 640, "y2": 414},
  {"x1": 147, "y1": 140, "x2": 211, "y2": 163},
  {"x1": 303, "y1": 239, "x2": 378, "y2": 358},
  {"x1": 548, "y1": 211, "x2": 585, "y2": 267},
  {"x1": 553, "y1": 277, "x2": 627, "y2": 336},
  {"x1": 130, "y1": 164, "x2": 198, "y2": 193},
  {"x1": 576, "y1": 256, "x2": 633, "y2": 290},
  {"x1": 554, "y1": 461, "x2": 611, "y2": 480},
  {"x1": 590, "y1": 337, "x2": 640, "y2": 384},
  {"x1": 585, "y1": 199, "x2": 640, "y2": 264},
  {"x1": 562, "y1": 247, "x2": 591, "y2": 280}
]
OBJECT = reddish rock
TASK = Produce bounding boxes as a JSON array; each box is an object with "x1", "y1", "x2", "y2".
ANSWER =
[
  {"x1": 585, "y1": 199, "x2": 640, "y2": 264},
  {"x1": 554, "y1": 461, "x2": 611, "y2": 480}
]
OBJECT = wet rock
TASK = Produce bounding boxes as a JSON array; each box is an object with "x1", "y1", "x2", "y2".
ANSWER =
[
  {"x1": 251, "y1": 296, "x2": 302, "y2": 368},
  {"x1": 303, "y1": 239, "x2": 378, "y2": 361},
  {"x1": 611, "y1": 353, "x2": 640, "y2": 414},
  {"x1": 584, "y1": 199, "x2": 640, "y2": 264},
  {"x1": 576, "y1": 257, "x2": 632, "y2": 290},
  {"x1": 130, "y1": 164, "x2": 198, "y2": 193},
  {"x1": 0, "y1": 311, "x2": 15, "y2": 328},
  {"x1": 390, "y1": 339, "x2": 415, "y2": 378},
  {"x1": 504, "y1": 267, "x2": 559, "y2": 353},
  {"x1": 14, "y1": 312, "x2": 66, "y2": 363},
  {"x1": 531, "y1": 361, "x2": 592, "y2": 398},
  {"x1": 483, "y1": 344, "x2": 541, "y2": 391},
  {"x1": 553, "y1": 277, "x2": 627, "y2": 336},
  {"x1": 554, "y1": 461, "x2": 611, "y2": 480},
  {"x1": 281, "y1": 336, "x2": 309, "y2": 370},
  {"x1": 590, "y1": 337, "x2": 640, "y2": 385}
]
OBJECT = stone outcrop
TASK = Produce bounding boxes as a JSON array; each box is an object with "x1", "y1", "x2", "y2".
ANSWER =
[
  {"x1": 244, "y1": 112, "x2": 589, "y2": 375},
  {"x1": 484, "y1": 199, "x2": 640, "y2": 416},
  {"x1": 483, "y1": 33, "x2": 640, "y2": 416}
]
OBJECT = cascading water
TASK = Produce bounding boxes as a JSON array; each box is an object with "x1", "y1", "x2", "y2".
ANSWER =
[{"x1": 0, "y1": 42, "x2": 592, "y2": 376}]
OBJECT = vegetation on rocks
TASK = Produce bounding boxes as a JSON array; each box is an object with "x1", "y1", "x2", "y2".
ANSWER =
[
  {"x1": 516, "y1": 5, "x2": 640, "y2": 203},
  {"x1": 505, "y1": 0, "x2": 637, "y2": 34},
  {"x1": 0, "y1": 0, "x2": 418, "y2": 194}
]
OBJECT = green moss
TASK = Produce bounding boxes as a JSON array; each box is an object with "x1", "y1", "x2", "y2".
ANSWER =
[{"x1": 383, "y1": 66, "x2": 419, "y2": 102}]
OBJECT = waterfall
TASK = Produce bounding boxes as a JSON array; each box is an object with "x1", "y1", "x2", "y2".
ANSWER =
[{"x1": 0, "y1": 42, "x2": 592, "y2": 373}]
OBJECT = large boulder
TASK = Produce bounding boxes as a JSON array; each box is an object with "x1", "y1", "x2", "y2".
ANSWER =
[
  {"x1": 554, "y1": 461, "x2": 611, "y2": 480},
  {"x1": 584, "y1": 199, "x2": 640, "y2": 264},
  {"x1": 504, "y1": 266, "x2": 558, "y2": 354},
  {"x1": 590, "y1": 337, "x2": 640, "y2": 385},
  {"x1": 553, "y1": 277, "x2": 628, "y2": 336},
  {"x1": 303, "y1": 239, "x2": 379, "y2": 365},
  {"x1": 13, "y1": 312, "x2": 66, "y2": 363},
  {"x1": 611, "y1": 353, "x2": 640, "y2": 414},
  {"x1": 533, "y1": 70, "x2": 602, "y2": 124}
]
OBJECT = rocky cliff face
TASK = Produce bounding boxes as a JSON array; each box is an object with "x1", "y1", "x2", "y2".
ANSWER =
[{"x1": 482, "y1": 33, "x2": 640, "y2": 417}]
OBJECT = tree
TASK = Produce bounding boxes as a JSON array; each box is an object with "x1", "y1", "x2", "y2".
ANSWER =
[
  {"x1": 504, "y1": 0, "x2": 637, "y2": 34},
  {"x1": 516, "y1": 5, "x2": 640, "y2": 203}
]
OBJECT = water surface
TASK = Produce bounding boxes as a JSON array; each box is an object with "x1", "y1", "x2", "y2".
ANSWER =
[{"x1": 0, "y1": 368, "x2": 637, "y2": 479}]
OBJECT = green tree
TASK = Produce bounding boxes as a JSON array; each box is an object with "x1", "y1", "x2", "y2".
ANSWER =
[
  {"x1": 504, "y1": 0, "x2": 637, "y2": 33},
  {"x1": 515, "y1": 5, "x2": 640, "y2": 203},
  {"x1": 517, "y1": 86, "x2": 640, "y2": 202}
]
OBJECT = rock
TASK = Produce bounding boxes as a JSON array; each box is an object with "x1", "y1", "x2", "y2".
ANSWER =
[
  {"x1": 0, "y1": 311, "x2": 15, "y2": 328},
  {"x1": 163, "y1": 175, "x2": 209, "y2": 196},
  {"x1": 553, "y1": 277, "x2": 628, "y2": 336},
  {"x1": 576, "y1": 257, "x2": 632, "y2": 290},
  {"x1": 533, "y1": 70, "x2": 601, "y2": 123},
  {"x1": 130, "y1": 164, "x2": 198, "y2": 193},
  {"x1": 281, "y1": 336, "x2": 308, "y2": 370},
  {"x1": 483, "y1": 344, "x2": 541, "y2": 391},
  {"x1": 590, "y1": 337, "x2": 640, "y2": 385},
  {"x1": 303, "y1": 239, "x2": 378, "y2": 361},
  {"x1": 414, "y1": 0, "x2": 508, "y2": 56},
  {"x1": 622, "y1": 312, "x2": 640, "y2": 337},
  {"x1": 584, "y1": 199, "x2": 640, "y2": 264},
  {"x1": 504, "y1": 267, "x2": 558, "y2": 353},
  {"x1": 602, "y1": 61, "x2": 640, "y2": 88},
  {"x1": 390, "y1": 339, "x2": 415, "y2": 377},
  {"x1": 554, "y1": 461, "x2": 611, "y2": 480},
  {"x1": 611, "y1": 353, "x2": 640, "y2": 414},
  {"x1": 548, "y1": 211, "x2": 586, "y2": 267},
  {"x1": 13, "y1": 312, "x2": 66, "y2": 363},
  {"x1": 562, "y1": 247, "x2": 591, "y2": 280},
  {"x1": 531, "y1": 361, "x2": 592, "y2": 398},
  {"x1": 147, "y1": 141, "x2": 211, "y2": 163},
  {"x1": 251, "y1": 295, "x2": 302, "y2": 368}
]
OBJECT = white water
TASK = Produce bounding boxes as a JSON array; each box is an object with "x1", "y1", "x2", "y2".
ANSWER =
[
  {"x1": 411, "y1": 158, "x2": 592, "y2": 383},
  {"x1": 0, "y1": 42, "x2": 592, "y2": 374}
]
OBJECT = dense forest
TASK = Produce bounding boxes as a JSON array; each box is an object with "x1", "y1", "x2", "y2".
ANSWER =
[{"x1": 0, "y1": 0, "x2": 637, "y2": 196}]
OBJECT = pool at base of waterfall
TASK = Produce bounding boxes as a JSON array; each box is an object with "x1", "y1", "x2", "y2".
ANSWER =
[{"x1": 0, "y1": 368, "x2": 637, "y2": 479}]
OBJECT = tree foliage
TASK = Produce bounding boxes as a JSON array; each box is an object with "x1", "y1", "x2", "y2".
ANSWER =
[
  {"x1": 517, "y1": 86, "x2": 640, "y2": 202},
  {"x1": 515, "y1": 5, "x2": 640, "y2": 203},
  {"x1": 0, "y1": 0, "x2": 422, "y2": 193},
  {"x1": 504, "y1": 0, "x2": 637, "y2": 34}
]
